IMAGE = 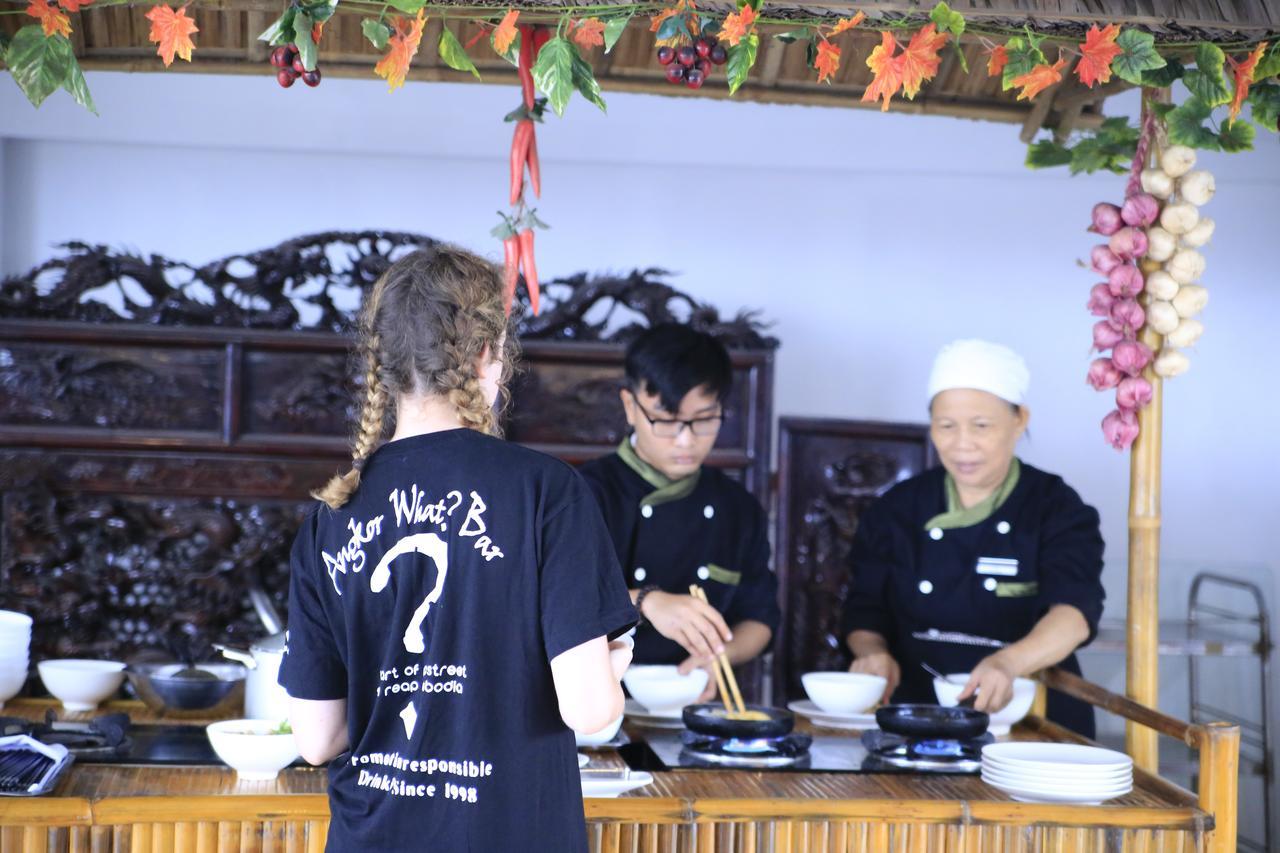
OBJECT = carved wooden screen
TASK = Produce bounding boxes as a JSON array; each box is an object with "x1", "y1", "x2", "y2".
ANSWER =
[
  {"x1": 0, "y1": 234, "x2": 776, "y2": 679},
  {"x1": 772, "y1": 417, "x2": 936, "y2": 703}
]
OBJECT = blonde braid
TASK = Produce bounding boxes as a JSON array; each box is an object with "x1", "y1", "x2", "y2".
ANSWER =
[
  {"x1": 313, "y1": 289, "x2": 392, "y2": 509},
  {"x1": 446, "y1": 371, "x2": 497, "y2": 435}
]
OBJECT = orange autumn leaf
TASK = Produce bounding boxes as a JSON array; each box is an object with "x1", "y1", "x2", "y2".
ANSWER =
[
  {"x1": 145, "y1": 5, "x2": 199, "y2": 67},
  {"x1": 1011, "y1": 55, "x2": 1067, "y2": 101},
  {"x1": 59, "y1": 0, "x2": 92, "y2": 13},
  {"x1": 1075, "y1": 23, "x2": 1121, "y2": 88},
  {"x1": 898, "y1": 23, "x2": 948, "y2": 99},
  {"x1": 492, "y1": 9, "x2": 519, "y2": 55},
  {"x1": 861, "y1": 30, "x2": 903, "y2": 111},
  {"x1": 649, "y1": 5, "x2": 678, "y2": 32},
  {"x1": 719, "y1": 4, "x2": 757, "y2": 47},
  {"x1": 1226, "y1": 41, "x2": 1268, "y2": 125},
  {"x1": 815, "y1": 38, "x2": 840, "y2": 83},
  {"x1": 26, "y1": 0, "x2": 70, "y2": 37},
  {"x1": 312, "y1": 21, "x2": 325, "y2": 44},
  {"x1": 984, "y1": 44, "x2": 1008, "y2": 77},
  {"x1": 827, "y1": 11, "x2": 864, "y2": 38},
  {"x1": 374, "y1": 9, "x2": 426, "y2": 92},
  {"x1": 571, "y1": 18, "x2": 605, "y2": 50}
]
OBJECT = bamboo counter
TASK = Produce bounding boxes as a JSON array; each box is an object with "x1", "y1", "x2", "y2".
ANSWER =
[{"x1": 0, "y1": 699, "x2": 1216, "y2": 853}]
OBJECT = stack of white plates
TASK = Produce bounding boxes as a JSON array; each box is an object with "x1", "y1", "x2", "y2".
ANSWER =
[
  {"x1": 0, "y1": 610, "x2": 33, "y2": 708},
  {"x1": 981, "y1": 742, "x2": 1133, "y2": 804}
]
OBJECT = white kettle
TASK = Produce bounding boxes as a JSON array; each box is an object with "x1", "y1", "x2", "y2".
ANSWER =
[{"x1": 215, "y1": 586, "x2": 291, "y2": 723}]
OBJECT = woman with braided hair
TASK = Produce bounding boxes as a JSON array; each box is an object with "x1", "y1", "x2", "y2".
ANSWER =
[{"x1": 278, "y1": 245, "x2": 638, "y2": 852}]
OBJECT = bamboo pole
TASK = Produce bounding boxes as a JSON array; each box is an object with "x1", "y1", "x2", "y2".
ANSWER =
[
  {"x1": 1199, "y1": 722, "x2": 1240, "y2": 853},
  {"x1": 1126, "y1": 87, "x2": 1169, "y2": 774}
]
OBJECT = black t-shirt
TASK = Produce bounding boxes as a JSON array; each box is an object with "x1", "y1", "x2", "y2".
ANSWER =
[{"x1": 279, "y1": 429, "x2": 638, "y2": 852}]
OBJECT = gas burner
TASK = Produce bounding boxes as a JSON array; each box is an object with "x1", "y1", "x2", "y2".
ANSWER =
[
  {"x1": 860, "y1": 730, "x2": 991, "y2": 774},
  {"x1": 679, "y1": 731, "x2": 813, "y2": 768},
  {"x1": 0, "y1": 712, "x2": 132, "y2": 761}
]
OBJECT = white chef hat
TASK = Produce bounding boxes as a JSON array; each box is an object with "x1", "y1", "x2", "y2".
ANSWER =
[{"x1": 927, "y1": 339, "x2": 1030, "y2": 406}]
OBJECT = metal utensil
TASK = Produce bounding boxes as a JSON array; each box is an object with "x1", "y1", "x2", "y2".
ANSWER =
[{"x1": 920, "y1": 662, "x2": 978, "y2": 709}]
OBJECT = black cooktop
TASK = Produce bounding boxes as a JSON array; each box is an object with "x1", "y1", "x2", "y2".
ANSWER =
[
  {"x1": 623, "y1": 731, "x2": 987, "y2": 775},
  {"x1": 0, "y1": 716, "x2": 303, "y2": 767}
]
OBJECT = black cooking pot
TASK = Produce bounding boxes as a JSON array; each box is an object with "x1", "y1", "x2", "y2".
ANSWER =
[
  {"x1": 875, "y1": 704, "x2": 989, "y2": 740},
  {"x1": 682, "y1": 703, "x2": 795, "y2": 739}
]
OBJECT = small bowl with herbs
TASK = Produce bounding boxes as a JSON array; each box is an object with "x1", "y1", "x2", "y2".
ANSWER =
[{"x1": 206, "y1": 718, "x2": 299, "y2": 781}]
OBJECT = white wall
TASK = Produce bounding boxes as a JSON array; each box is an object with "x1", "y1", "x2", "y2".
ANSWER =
[{"x1": 3, "y1": 73, "x2": 1278, "y2": 746}]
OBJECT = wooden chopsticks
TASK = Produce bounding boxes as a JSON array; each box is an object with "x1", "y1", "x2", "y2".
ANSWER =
[{"x1": 689, "y1": 584, "x2": 746, "y2": 717}]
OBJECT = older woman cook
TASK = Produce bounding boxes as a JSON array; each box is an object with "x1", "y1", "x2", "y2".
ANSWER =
[{"x1": 841, "y1": 339, "x2": 1105, "y2": 736}]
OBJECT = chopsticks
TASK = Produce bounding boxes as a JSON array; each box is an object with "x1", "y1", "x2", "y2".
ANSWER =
[{"x1": 689, "y1": 584, "x2": 746, "y2": 717}]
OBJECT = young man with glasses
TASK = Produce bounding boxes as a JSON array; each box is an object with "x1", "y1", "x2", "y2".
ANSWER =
[{"x1": 579, "y1": 324, "x2": 780, "y2": 699}]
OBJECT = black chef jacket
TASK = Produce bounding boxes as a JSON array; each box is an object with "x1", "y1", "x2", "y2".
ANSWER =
[
  {"x1": 839, "y1": 461, "x2": 1105, "y2": 737},
  {"x1": 579, "y1": 448, "x2": 781, "y2": 666}
]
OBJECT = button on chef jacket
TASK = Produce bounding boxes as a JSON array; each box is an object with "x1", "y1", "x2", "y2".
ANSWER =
[
  {"x1": 839, "y1": 459, "x2": 1105, "y2": 737},
  {"x1": 579, "y1": 441, "x2": 781, "y2": 666}
]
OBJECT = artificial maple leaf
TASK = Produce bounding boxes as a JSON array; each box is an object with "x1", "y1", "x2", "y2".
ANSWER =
[
  {"x1": 374, "y1": 9, "x2": 426, "y2": 92},
  {"x1": 984, "y1": 44, "x2": 1008, "y2": 77},
  {"x1": 1011, "y1": 55, "x2": 1067, "y2": 101},
  {"x1": 649, "y1": 5, "x2": 678, "y2": 33},
  {"x1": 26, "y1": 0, "x2": 70, "y2": 37},
  {"x1": 827, "y1": 11, "x2": 864, "y2": 38},
  {"x1": 312, "y1": 21, "x2": 325, "y2": 45},
  {"x1": 1075, "y1": 23, "x2": 1121, "y2": 88},
  {"x1": 815, "y1": 38, "x2": 840, "y2": 84},
  {"x1": 897, "y1": 23, "x2": 949, "y2": 99},
  {"x1": 719, "y1": 4, "x2": 757, "y2": 47},
  {"x1": 861, "y1": 31, "x2": 903, "y2": 111},
  {"x1": 571, "y1": 18, "x2": 605, "y2": 50},
  {"x1": 492, "y1": 9, "x2": 519, "y2": 55},
  {"x1": 1226, "y1": 41, "x2": 1268, "y2": 125},
  {"x1": 145, "y1": 5, "x2": 199, "y2": 67},
  {"x1": 59, "y1": 0, "x2": 92, "y2": 13}
]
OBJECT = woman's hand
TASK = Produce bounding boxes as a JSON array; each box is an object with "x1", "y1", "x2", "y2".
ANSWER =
[
  {"x1": 957, "y1": 652, "x2": 1019, "y2": 713},
  {"x1": 849, "y1": 652, "x2": 900, "y2": 705},
  {"x1": 641, "y1": 591, "x2": 733, "y2": 661}
]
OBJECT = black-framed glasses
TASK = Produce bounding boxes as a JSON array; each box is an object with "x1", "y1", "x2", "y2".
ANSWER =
[{"x1": 633, "y1": 398, "x2": 724, "y2": 438}]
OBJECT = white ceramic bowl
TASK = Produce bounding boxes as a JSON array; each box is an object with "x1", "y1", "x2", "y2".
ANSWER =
[
  {"x1": 934, "y1": 673, "x2": 1037, "y2": 735},
  {"x1": 0, "y1": 667, "x2": 27, "y2": 708},
  {"x1": 206, "y1": 719, "x2": 300, "y2": 781},
  {"x1": 622, "y1": 665, "x2": 708, "y2": 713},
  {"x1": 575, "y1": 713, "x2": 624, "y2": 748},
  {"x1": 0, "y1": 611, "x2": 33, "y2": 632},
  {"x1": 38, "y1": 659, "x2": 126, "y2": 712},
  {"x1": 801, "y1": 672, "x2": 886, "y2": 714}
]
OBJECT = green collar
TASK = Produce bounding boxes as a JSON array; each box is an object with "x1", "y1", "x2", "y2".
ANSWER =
[
  {"x1": 617, "y1": 437, "x2": 700, "y2": 508},
  {"x1": 923, "y1": 457, "x2": 1021, "y2": 531}
]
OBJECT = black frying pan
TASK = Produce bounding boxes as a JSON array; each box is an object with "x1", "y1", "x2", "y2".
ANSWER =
[
  {"x1": 682, "y1": 703, "x2": 795, "y2": 739},
  {"x1": 875, "y1": 704, "x2": 989, "y2": 740}
]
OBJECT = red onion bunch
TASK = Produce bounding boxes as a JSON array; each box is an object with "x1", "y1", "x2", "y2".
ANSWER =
[{"x1": 1085, "y1": 181, "x2": 1162, "y2": 450}]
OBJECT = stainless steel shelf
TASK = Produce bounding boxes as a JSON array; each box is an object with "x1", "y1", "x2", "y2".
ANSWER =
[{"x1": 1083, "y1": 618, "x2": 1266, "y2": 657}]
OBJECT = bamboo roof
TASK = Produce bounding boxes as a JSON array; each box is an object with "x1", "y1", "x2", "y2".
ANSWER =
[{"x1": 3, "y1": 1, "x2": 1277, "y2": 130}]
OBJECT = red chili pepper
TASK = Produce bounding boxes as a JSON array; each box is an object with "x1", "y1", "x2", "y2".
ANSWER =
[
  {"x1": 526, "y1": 125, "x2": 541, "y2": 198},
  {"x1": 517, "y1": 25, "x2": 535, "y2": 110},
  {"x1": 501, "y1": 235, "x2": 520, "y2": 316},
  {"x1": 509, "y1": 120, "x2": 532, "y2": 205},
  {"x1": 533, "y1": 26, "x2": 551, "y2": 58},
  {"x1": 518, "y1": 228, "x2": 539, "y2": 316}
]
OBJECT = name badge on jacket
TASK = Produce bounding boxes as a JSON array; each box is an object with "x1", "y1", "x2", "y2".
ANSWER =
[{"x1": 975, "y1": 557, "x2": 1019, "y2": 577}]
